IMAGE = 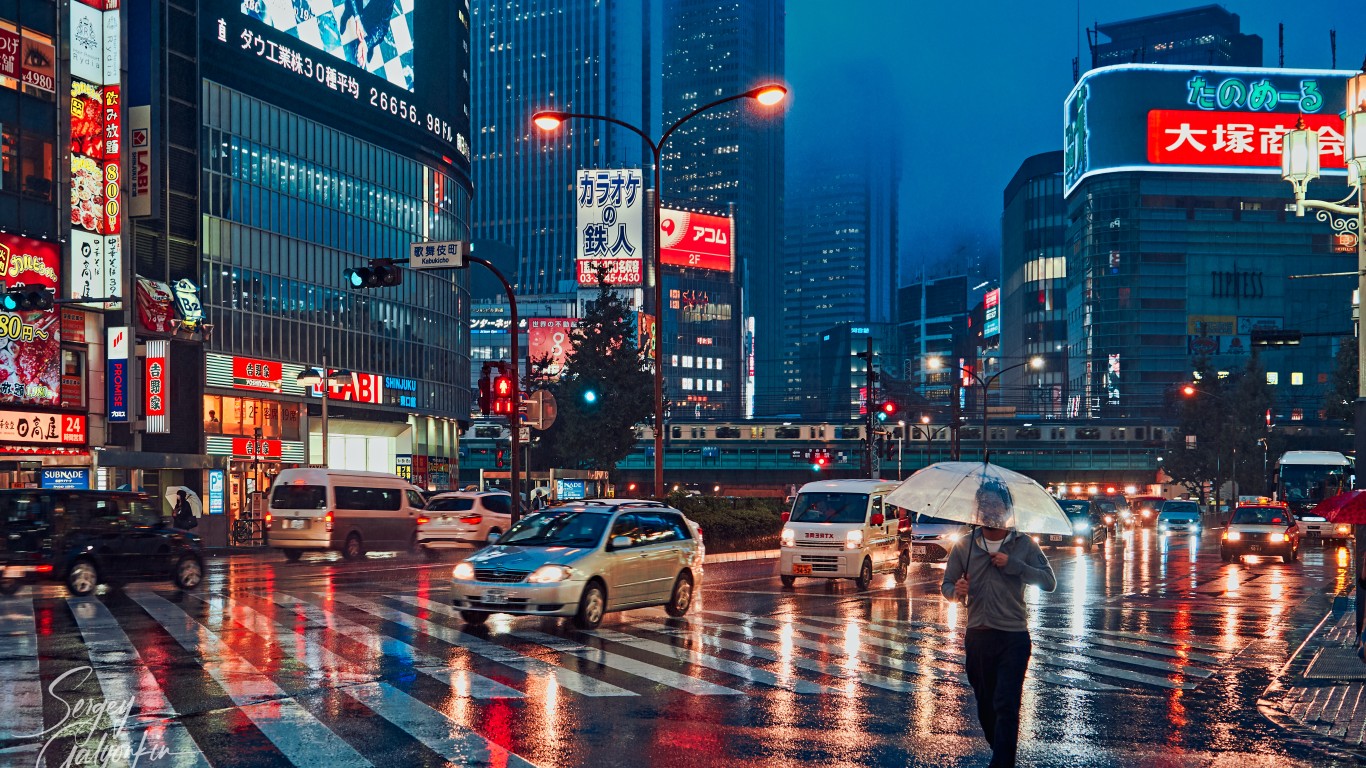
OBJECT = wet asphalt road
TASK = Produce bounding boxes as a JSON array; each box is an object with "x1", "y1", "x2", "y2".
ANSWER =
[{"x1": 0, "y1": 527, "x2": 1359, "y2": 768}]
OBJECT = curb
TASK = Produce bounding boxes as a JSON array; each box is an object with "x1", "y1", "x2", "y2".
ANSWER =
[{"x1": 704, "y1": 549, "x2": 778, "y2": 565}]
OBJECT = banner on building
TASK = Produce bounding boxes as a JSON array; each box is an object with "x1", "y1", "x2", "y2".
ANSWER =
[
  {"x1": 527, "y1": 318, "x2": 574, "y2": 379},
  {"x1": 575, "y1": 169, "x2": 643, "y2": 287},
  {"x1": 107, "y1": 325, "x2": 128, "y2": 421},
  {"x1": 144, "y1": 338, "x2": 169, "y2": 432},
  {"x1": 0, "y1": 234, "x2": 62, "y2": 407},
  {"x1": 0, "y1": 409, "x2": 85, "y2": 445},
  {"x1": 659, "y1": 209, "x2": 734, "y2": 272}
]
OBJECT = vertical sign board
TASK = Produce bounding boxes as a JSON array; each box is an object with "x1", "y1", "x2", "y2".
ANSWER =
[
  {"x1": 983, "y1": 289, "x2": 1000, "y2": 339},
  {"x1": 575, "y1": 169, "x2": 644, "y2": 286},
  {"x1": 106, "y1": 325, "x2": 128, "y2": 421},
  {"x1": 68, "y1": 0, "x2": 123, "y2": 310},
  {"x1": 207, "y1": 469, "x2": 225, "y2": 514},
  {"x1": 526, "y1": 318, "x2": 574, "y2": 379},
  {"x1": 145, "y1": 338, "x2": 169, "y2": 432}
]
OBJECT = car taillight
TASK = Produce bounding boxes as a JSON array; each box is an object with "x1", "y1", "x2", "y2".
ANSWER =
[
  {"x1": 324, "y1": 512, "x2": 334, "y2": 532},
  {"x1": 780, "y1": 512, "x2": 790, "y2": 523},
  {"x1": 417, "y1": 516, "x2": 429, "y2": 525},
  {"x1": 265, "y1": 513, "x2": 272, "y2": 524},
  {"x1": 35, "y1": 564, "x2": 52, "y2": 573},
  {"x1": 460, "y1": 514, "x2": 482, "y2": 525}
]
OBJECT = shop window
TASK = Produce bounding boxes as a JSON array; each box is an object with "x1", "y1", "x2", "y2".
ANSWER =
[
  {"x1": 204, "y1": 395, "x2": 223, "y2": 434},
  {"x1": 19, "y1": 131, "x2": 53, "y2": 200},
  {"x1": 1266, "y1": 372, "x2": 1278, "y2": 385}
]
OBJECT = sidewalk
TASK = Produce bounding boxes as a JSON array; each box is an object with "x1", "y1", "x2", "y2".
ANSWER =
[{"x1": 1262, "y1": 601, "x2": 1366, "y2": 757}]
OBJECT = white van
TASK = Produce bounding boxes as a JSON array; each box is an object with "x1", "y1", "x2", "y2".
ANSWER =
[
  {"x1": 268, "y1": 469, "x2": 427, "y2": 561},
  {"x1": 778, "y1": 479, "x2": 907, "y2": 589}
]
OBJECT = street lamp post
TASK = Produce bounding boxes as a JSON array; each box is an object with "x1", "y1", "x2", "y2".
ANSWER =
[
  {"x1": 533, "y1": 84, "x2": 787, "y2": 499},
  {"x1": 927, "y1": 356, "x2": 1043, "y2": 463},
  {"x1": 1281, "y1": 64, "x2": 1366, "y2": 485},
  {"x1": 296, "y1": 354, "x2": 353, "y2": 469}
]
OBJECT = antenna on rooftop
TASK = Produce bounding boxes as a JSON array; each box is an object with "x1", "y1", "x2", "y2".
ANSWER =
[{"x1": 1278, "y1": 23, "x2": 1284, "y2": 68}]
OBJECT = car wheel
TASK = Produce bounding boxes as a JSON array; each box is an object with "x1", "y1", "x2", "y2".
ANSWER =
[
  {"x1": 853, "y1": 558, "x2": 874, "y2": 590},
  {"x1": 573, "y1": 581, "x2": 607, "y2": 629},
  {"x1": 664, "y1": 573, "x2": 694, "y2": 617},
  {"x1": 66, "y1": 559, "x2": 98, "y2": 596},
  {"x1": 0, "y1": 578, "x2": 20, "y2": 595},
  {"x1": 173, "y1": 555, "x2": 203, "y2": 590},
  {"x1": 1286, "y1": 546, "x2": 1300, "y2": 564},
  {"x1": 409, "y1": 533, "x2": 419, "y2": 554},
  {"x1": 460, "y1": 610, "x2": 490, "y2": 625},
  {"x1": 283, "y1": 549, "x2": 303, "y2": 562},
  {"x1": 893, "y1": 554, "x2": 909, "y2": 584},
  {"x1": 779, "y1": 575, "x2": 796, "y2": 588},
  {"x1": 342, "y1": 533, "x2": 364, "y2": 560},
  {"x1": 422, "y1": 547, "x2": 442, "y2": 562},
  {"x1": 1085, "y1": 540, "x2": 1094, "y2": 553}
]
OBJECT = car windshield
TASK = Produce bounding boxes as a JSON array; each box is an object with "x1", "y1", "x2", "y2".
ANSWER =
[
  {"x1": 498, "y1": 510, "x2": 609, "y2": 548},
  {"x1": 915, "y1": 513, "x2": 961, "y2": 526},
  {"x1": 1059, "y1": 500, "x2": 1090, "y2": 516},
  {"x1": 1231, "y1": 507, "x2": 1290, "y2": 525},
  {"x1": 790, "y1": 492, "x2": 869, "y2": 524},
  {"x1": 271, "y1": 485, "x2": 327, "y2": 509},
  {"x1": 1163, "y1": 503, "x2": 1198, "y2": 516},
  {"x1": 427, "y1": 497, "x2": 475, "y2": 512},
  {"x1": 1134, "y1": 499, "x2": 1162, "y2": 512}
]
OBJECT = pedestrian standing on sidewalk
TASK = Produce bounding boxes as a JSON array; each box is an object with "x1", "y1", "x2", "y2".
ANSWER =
[{"x1": 941, "y1": 480, "x2": 1057, "y2": 768}]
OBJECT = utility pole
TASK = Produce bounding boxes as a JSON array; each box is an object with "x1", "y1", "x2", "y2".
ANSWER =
[{"x1": 857, "y1": 337, "x2": 877, "y2": 477}]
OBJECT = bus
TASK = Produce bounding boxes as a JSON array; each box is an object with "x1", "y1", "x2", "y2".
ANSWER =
[{"x1": 1276, "y1": 451, "x2": 1353, "y2": 516}]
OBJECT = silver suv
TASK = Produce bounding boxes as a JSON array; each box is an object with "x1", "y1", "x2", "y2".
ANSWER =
[{"x1": 450, "y1": 500, "x2": 703, "y2": 629}]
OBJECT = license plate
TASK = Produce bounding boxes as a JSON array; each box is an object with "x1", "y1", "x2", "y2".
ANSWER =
[
  {"x1": 1249, "y1": 545, "x2": 1262, "y2": 552},
  {"x1": 792, "y1": 564, "x2": 813, "y2": 575},
  {"x1": 482, "y1": 589, "x2": 508, "y2": 604},
  {"x1": 289, "y1": 519, "x2": 305, "y2": 529},
  {"x1": 912, "y1": 546, "x2": 927, "y2": 555},
  {"x1": 1049, "y1": 535, "x2": 1063, "y2": 542}
]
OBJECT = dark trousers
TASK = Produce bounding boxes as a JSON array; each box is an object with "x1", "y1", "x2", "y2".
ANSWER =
[{"x1": 965, "y1": 627, "x2": 1032, "y2": 768}]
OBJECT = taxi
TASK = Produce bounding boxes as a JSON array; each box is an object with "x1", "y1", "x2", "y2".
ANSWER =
[{"x1": 1220, "y1": 500, "x2": 1300, "y2": 564}]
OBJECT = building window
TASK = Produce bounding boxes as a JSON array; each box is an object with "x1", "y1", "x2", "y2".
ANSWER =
[
  {"x1": 681, "y1": 378, "x2": 692, "y2": 391},
  {"x1": 1290, "y1": 372, "x2": 1303, "y2": 386},
  {"x1": 0, "y1": 126, "x2": 15, "y2": 192},
  {"x1": 1266, "y1": 372, "x2": 1278, "y2": 385},
  {"x1": 715, "y1": 358, "x2": 723, "y2": 370},
  {"x1": 19, "y1": 131, "x2": 54, "y2": 200},
  {"x1": 682, "y1": 355, "x2": 693, "y2": 368}
]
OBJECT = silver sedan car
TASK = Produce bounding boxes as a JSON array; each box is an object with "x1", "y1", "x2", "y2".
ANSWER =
[{"x1": 451, "y1": 500, "x2": 703, "y2": 629}]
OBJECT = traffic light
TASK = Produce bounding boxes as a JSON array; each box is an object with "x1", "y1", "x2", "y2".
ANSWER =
[
  {"x1": 343, "y1": 258, "x2": 402, "y2": 289},
  {"x1": 1251, "y1": 329, "x2": 1302, "y2": 347},
  {"x1": 583, "y1": 388, "x2": 598, "y2": 404},
  {"x1": 2, "y1": 285, "x2": 53, "y2": 312},
  {"x1": 492, "y1": 374, "x2": 515, "y2": 415},
  {"x1": 811, "y1": 451, "x2": 830, "y2": 471},
  {"x1": 476, "y1": 362, "x2": 497, "y2": 415},
  {"x1": 877, "y1": 400, "x2": 897, "y2": 422},
  {"x1": 494, "y1": 448, "x2": 505, "y2": 468}
]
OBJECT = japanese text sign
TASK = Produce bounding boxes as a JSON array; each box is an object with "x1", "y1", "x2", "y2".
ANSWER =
[
  {"x1": 1148, "y1": 110, "x2": 1345, "y2": 169},
  {"x1": 0, "y1": 234, "x2": 61, "y2": 407},
  {"x1": 659, "y1": 209, "x2": 734, "y2": 272},
  {"x1": 576, "y1": 169, "x2": 643, "y2": 287},
  {"x1": 526, "y1": 318, "x2": 574, "y2": 379},
  {"x1": 232, "y1": 356, "x2": 282, "y2": 392},
  {"x1": 144, "y1": 338, "x2": 169, "y2": 432},
  {"x1": 0, "y1": 410, "x2": 86, "y2": 446}
]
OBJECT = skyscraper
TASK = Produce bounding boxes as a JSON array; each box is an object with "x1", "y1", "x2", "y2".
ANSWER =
[
  {"x1": 1089, "y1": 4, "x2": 1262, "y2": 69},
  {"x1": 470, "y1": 1, "x2": 653, "y2": 296},
  {"x1": 662, "y1": 0, "x2": 784, "y2": 416},
  {"x1": 782, "y1": 131, "x2": 900, "y2": 416}
]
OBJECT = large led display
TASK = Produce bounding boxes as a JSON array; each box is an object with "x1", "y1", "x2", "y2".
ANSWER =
[{"x1": 243, "y1": 0, "x2": 414, "y2": 92}]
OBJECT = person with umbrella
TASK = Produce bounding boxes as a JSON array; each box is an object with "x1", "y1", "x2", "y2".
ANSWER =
[{"x1": 941, "y1": 478, "x2": 1057, "y2": 768}]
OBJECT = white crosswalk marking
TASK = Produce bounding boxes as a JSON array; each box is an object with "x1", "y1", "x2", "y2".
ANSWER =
[
  {"x1": 129, "y1": 592, "x2": 373, "y2": 768},
  {"x1": 0, "y1": 596, "x2": 44, "y2": 767},
  {"x1": 323, "y1": 592, "x2": 637, "y2": 697},
  {"x1": 267, "y1": 592, "x2": 524, "y2": 699},
  {"x1": 68, "y1": 596, "x2": 211, "y2": 768},
  {"x1": 190, "y1": 594, "x2": 538, "y2": 768}
]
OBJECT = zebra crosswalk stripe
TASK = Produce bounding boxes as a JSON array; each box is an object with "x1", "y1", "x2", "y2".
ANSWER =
[
  {"x1": 266, "y1": 592, "x2": 524, "y2": 700},
  {"x1": 129, "y1": 592, "x2": 373, "y2": 768},
  {"x1": 392, "y1": 595, "x2": 745, "y2": 697},
  {"x1": 322, "y1": 592, "x2": 637, "y2": 697},
  {"x1": 0, "y1": 596, "x2": 45, "y2": 766},
  {"x1": 68, "y1": 596, "x2": 211, "y2": 768}
]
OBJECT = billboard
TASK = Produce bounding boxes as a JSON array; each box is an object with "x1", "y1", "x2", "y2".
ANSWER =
[
  {"x1": 1064, "y1": 65, "x2": 1351, "y2": 197},
  {"x1": 983, "y1": 288, "x2": 1000, "y2": 339},
  {"x1": 200, "y1": 0, "x2": 471, "y2": 177},
  {"x1": 659, "y1": 209, "x2": 734, "y2": 272},
  {"x1": 576, "y1": 169, "x2": 643, "y2": 287},
  {"x1": 0, "y1": 235, "x2": 62, "y2": 407},
  {"x1": 526, "y1": 318, "x2": 573, "y2": 379}
]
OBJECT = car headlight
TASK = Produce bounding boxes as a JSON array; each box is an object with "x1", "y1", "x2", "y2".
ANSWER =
[
  {"x1": 1073, "y1": 523, "x2": 1090, "y2": 533},
  {"x1": 781, "y1": 528, "x2": 795, "y2": 547},
  {"x1": 452, "y1": 562, "x2": 475, "y2": 581},
  {"x1": 1104, "y1": 515, "x2": 1114, "y2": 524},
  {"x1": 845, "y1": 529, "x2": 863, "y2": 549},
  {"x1": 1224, "y1": 530, "x2": 1241, "y2": 542},
  {"x1": 948, "y1": 532, "x2": 962, "y2": 544},
  {"x1": 527, "y1": 565, "x2": 573, "y2": 583},
  {"x1": 1269, "y1": 532, "x2": 1287, "y2": 544},
  {"x1": 1337, "y1": 524, "x2": 1352, "y2": 535}
]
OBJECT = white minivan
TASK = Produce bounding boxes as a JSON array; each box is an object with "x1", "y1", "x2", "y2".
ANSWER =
[
  {"x1": 778, "y1": 479, "x2": 907, "y2": 589},
  {"x1": 268, "y1": 469, "x2": 427, "y2": 561}
]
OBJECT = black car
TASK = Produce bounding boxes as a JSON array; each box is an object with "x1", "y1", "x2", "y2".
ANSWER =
[
  {"x1": 0, "y1": 490, "x2": 204, "y2": 596},
  {"x1": 1040, "y1": 499, "x2": 1109, "y2": 552}
]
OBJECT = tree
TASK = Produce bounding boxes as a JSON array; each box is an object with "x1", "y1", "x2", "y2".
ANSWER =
[
  {"x1": 530, "y1": 277, "x2": 652, "y2": 474},
  {"x1": 1162, "y1": 355, "x2": 1274, "y2": 504},
  {"x1": 1326, "y1": 337, "x2": 1358, "y2": 422}
]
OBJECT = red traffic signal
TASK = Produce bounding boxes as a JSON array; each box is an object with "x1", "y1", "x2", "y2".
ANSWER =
[
  {"x1": 492, "y1": 374, "x2": 515, "y2": 415},
  {"x1": 495, "y1": 449, "x2": 506, "y2": 468},
  {"x1": 881, "y1": 401, "x2": 897, "y2": 415}
]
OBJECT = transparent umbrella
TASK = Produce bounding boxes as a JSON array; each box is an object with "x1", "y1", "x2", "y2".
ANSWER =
[
  {"x1": 885, "y1": 461, "x2": 1071, "y2": 536},
  {"x1": 164, "y1": 486, "x2": 203, "y2": 518}
]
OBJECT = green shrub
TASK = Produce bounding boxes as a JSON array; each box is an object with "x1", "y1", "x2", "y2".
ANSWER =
[{"x1": 666, "y1": 493, "x2": 784, "y2": 553}]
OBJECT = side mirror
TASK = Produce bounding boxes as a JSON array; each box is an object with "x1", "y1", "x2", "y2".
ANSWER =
[
  {"x1": 487, "y1": 532, "x2": 501, "y2": 545},
  {"x1": 870, "y1": 513, "x2": 885, "y2": 527},
  {"x1": 610, "y1": 535, "x2": 632, "y2": 550}
]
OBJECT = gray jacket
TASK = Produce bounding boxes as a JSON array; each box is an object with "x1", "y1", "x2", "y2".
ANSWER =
[{"x1": 940, "y1": 529, "x2": 1057, "y2": 632}]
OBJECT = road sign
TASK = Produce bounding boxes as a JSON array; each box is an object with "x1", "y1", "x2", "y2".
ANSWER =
[
  {"x1": 408, "y1": 241, "x2": 467, "y2": 270},
  {"x1": 524, "y1": 390, "x2": 558, "y2": 431},
  {"x1": 519, "y1": 427, "x2": 531, "y2": 443}
]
